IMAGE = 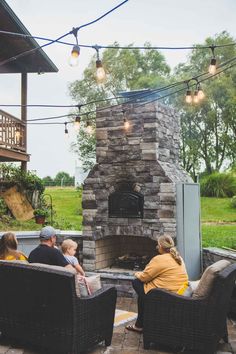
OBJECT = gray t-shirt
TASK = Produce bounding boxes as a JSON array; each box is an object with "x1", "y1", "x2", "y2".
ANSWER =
[{"x1": 64, "y1": 255, "x2": 79, "y2": 266}]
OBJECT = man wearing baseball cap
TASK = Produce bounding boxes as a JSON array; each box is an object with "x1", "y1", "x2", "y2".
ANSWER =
[{"x1": 28, "y1": 226, "x2": 73, "y2": 270}]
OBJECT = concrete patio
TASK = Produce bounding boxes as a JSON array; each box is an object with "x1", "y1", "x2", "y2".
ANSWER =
[{"x1": 0, "y1": 296, "x2": 235, "y2": 354}]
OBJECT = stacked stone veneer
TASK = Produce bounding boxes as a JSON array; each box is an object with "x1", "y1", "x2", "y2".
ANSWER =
[{"x1": 82, "y1": 101, "x2": 192, "y2": 271}]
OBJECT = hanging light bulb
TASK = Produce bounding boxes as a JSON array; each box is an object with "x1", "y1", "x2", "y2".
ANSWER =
[
  {"x1": 208, "y1": 46, "x2": 217, "y2": 75},
  {"x1": 185, "y1": 90, "x2": 192, "y2": 104},
  {"x1": 15, "y1": 128, "x2": 20, "y2": 144},
  {"x1": 124, "y1": 118, "x2": 130, "y2": 130},
  {"x1": 96, "y1": 60, "x2": 106, "y2": 83},
  {"x1": 69, "y1": 45, "x2": 80, "y2": 67},
  {"x1": 86, "y1": 121, "x2": 93, "y2": 135},
  {"x1": 74, "y1": 116, "x2": 81, "y2": 130},
  {"x1": 93, "y1": 45, "x2": 106, "y2": 83},
  {"x1": 64, "y1": 122, "x2": 69, "y2": 138},
  {"x1": 193, "y1": 90, "x2": 199, "y2": 104},
  {"x1": 197, "y1": 85, "x2": 205, "y2": 100}
]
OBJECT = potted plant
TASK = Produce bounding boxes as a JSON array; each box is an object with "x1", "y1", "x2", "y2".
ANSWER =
[{"x1": 33, "y1": 208, "x2": 49, "y2": 224}]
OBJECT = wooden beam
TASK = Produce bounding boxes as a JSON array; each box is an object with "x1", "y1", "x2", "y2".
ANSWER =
[{"x1": 0, "y1": 147, "x2": 30, "y2": 162}]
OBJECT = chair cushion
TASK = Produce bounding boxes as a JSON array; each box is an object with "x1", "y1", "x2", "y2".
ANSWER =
[
  {"x1": 86, "y1": 274, "x2": 102, "y2": 294},
  {"x1": 192, "y1": 260, "x2": 231, "y2": 299}
]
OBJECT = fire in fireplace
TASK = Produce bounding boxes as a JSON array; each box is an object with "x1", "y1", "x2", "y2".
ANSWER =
[{"x1": 112, "y1": 253, "x2": 151, "y2": 270}]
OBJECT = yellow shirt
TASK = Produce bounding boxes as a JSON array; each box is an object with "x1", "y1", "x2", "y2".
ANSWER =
[
  {"x1": 4, "y1": 254, "x2": 28, "y2": 261},
  {"x1": 135, "y1": 253, "x2": 188, "y2": 294}
]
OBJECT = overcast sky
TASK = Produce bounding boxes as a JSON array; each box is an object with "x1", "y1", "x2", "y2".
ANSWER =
[{"x1": 2, "y1": 0, "x2": 236, "y2": 178}]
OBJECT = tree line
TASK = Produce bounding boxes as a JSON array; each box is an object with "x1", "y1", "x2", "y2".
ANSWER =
[
  {"x1": 42, "y1": 172, "x2": 75, "y2": 186},
  {"x1": 68, "y1": 31, "x2": 236, "y2": 180}
]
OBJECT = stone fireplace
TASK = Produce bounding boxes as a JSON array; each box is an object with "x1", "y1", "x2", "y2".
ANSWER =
[{"x1": 82, "y1": 100, "x2": 192, "y2": 271}]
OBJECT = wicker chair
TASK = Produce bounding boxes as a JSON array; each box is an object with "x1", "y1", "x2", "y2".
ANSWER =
[
  {"x1": 0, "y1": 261, "x2": 117, "y2": 354},
  {"x1": 143, "y1": 263, "x2": 236, "y2": 354}
]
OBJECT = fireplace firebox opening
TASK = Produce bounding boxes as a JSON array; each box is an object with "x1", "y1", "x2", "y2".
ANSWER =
[{"x1": 108, "y1": 182, "x2": 144, "y2": 218}]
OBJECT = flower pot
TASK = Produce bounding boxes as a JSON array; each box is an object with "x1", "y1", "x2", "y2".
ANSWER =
[{"x1": 35, "y1": 215, "x2": 46, "y2": 224}]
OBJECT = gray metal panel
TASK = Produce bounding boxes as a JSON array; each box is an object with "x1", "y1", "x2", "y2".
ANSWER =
[{"x1": 176, "y1": 183, "x2": 201, "y2": 280}]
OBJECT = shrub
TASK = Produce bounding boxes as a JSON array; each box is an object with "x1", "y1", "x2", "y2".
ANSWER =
[
  {"x1": 231, "y1": 196, "x2": 236, "y2": 208},
  {"x1": 200, "y1": 172, "x2": 236, "y2": 197},
  {"x1": 0, "y1": 164, "x2": 44, "y2": 194}
]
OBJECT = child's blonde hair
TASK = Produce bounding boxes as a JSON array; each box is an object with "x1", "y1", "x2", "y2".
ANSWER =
[{"x1": 61, "y1": 239, "x2": 78, "y2": 254}]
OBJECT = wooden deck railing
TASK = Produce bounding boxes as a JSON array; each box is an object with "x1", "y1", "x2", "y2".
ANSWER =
[{"x1": 0, "y1": 109, "x2": 26, "y2": 152}]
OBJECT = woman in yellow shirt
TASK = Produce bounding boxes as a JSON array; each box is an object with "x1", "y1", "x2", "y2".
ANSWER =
[
  {"x1": 0, "y1": 232, "x2": 28, "y2": 261},
  {"x1": 126, "y1": 234, "x2": 188, "y2": 333}
]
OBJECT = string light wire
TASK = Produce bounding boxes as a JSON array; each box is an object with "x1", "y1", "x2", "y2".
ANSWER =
[
  {"x1": 26, "y1": 58, "x2": 236, "y2": 126},
  {"x1": 0, "y1": 0, "x2": 129, "y2": 67}
]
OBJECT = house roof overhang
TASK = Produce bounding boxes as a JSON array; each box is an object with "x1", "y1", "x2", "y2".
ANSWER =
[{"x1": 0, "y1": 0, "x2": 58, "y2": 74}]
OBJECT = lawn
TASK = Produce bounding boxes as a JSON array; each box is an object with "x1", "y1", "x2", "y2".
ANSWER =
[
  {"x1": 201, "y1": 197, "x2": 236, "y2": 222},
  {"x1": 46, "y1": 187, "x2": 82, "y2": 230}
]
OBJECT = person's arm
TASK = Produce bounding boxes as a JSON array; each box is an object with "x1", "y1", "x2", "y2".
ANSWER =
[
  {"x1": 74, "y1": 263, "x2": 85, "y2": 276},
  {"x1": 135, "y1": 257, "x2": 161, "y2": 282}
]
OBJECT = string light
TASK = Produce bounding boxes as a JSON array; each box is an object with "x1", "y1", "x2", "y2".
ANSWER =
[
  {"x1": 86, "y1": 120, "x2": 93, "y2": 135},
  {"x1": 74, "y1": 116, "x2": 81, "y2": 130},
  {"x1": 69, "y1": 28, "x2": 80, "y2": 67},
  {"x1": 15, "y1": 128, "x2": 20, "y2": 144},
  {"x1": 209, "y1": 45, "x2": 217, "y2": 75},
  {"x1": 93, "y1": 45, "x2": 106, "y2": 83},
  {"x1": 197, "y1": 84, "x2": 205, "y2": 100},
  {"x1": 64, "y1": 122, "x2": 69, "y2": 137},
  {"x1": 193, "y1": 90, "x2": 199, "y2": 104},
  {"x1": 185, "y1": 82, "x2": 192, "y2": 104},
  {"x1": 122, "y1": 110, "x2": 130, "y2": 130}
]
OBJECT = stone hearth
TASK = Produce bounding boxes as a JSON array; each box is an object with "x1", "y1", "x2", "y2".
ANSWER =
[{"x1": 82, "y1": 101, "x2": 192, "y2": 271}]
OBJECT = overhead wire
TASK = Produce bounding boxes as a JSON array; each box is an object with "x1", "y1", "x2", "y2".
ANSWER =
[
  {"x1": 26, "y1": 57, "x2": 236, "y2": 125},
  {"x1": 0, "y1": 29, "x2": 236, "y2": 51},
  {"x1": 0, "y1": 0, "x2": 129, "y2": 67}
]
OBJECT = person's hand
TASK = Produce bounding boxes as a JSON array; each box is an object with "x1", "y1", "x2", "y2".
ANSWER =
[{"x1": 135, "y1": 271, "x2": 141, "y2": 278}]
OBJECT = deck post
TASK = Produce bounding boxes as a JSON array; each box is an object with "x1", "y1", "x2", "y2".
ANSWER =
[{"x1": 21, "y1": 72, "x2": 27, "y2": 171}]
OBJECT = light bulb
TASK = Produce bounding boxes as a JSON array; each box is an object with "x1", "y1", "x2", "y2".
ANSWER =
[
  {"x1": 74, "y1": 116, "x2": 81, "y2": 130},
  {"x1": 185, "y1": 90, "x2": 192, "y2": 104},
  {"x1": 69, "y1": 45, "x2": 80, "y2": 67},
  {"x1": 86, "y1": 122, "x2": 93, "y2": 135},
  {"x1": 208, "y1": 58, "x2": 216, "y2": 75},
  {"x1": 198, "y1": 88, "x2": 205, "y2": 100},
  {"x1": 124, "y1": 118, "x2": 130, "y2": 130},
  {"x1": 15, "y1": 129, "x2": 20, "y2": 144},
  {"x1": 193, "y1": 91, "x2": 199, "y2": 104},
  {"x1": 96, "y1": 60, "x2": 106, "y2": 83}
]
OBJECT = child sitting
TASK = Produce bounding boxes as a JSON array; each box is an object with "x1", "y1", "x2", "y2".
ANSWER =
[{"x1": 61, "y1": 239, "x2": 85, "y2": 276}]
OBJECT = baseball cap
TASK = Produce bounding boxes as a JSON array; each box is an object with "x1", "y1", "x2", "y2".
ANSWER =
[{"x1": 39, "y1": 226, "x2": 56, "y2": 240}]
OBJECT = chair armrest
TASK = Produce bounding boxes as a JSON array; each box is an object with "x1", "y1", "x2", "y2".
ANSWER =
[{"x1": 76, "y1": 285, "x2": 117, "y2": 325}]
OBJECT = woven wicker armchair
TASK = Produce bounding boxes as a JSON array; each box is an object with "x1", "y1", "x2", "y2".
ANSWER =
[
  {"x1": 143, "y1": 263, "x2": 236, "y2": 354},
  {"x1": 0, "y1": 261, "x2": 117, "y2": 354}
]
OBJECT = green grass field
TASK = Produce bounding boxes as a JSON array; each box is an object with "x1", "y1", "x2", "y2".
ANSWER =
[
  {"x1": 1, "y1": 189, "x2": 236, "y2": 249},
  {"x1": 46, "y1": 187, "x2": 82, "y2": 230}
]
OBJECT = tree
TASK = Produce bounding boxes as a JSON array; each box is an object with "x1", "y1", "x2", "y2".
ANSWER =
[
  {"x1": 172, "y1": 31, "x2": 236, "y2": 179},
  {"x1": 69, "y1": 42, "x2": 171, "y2": 171},
  {"x1": 42, "y1": 175, "x2": 54, "y2": 186},
  {"x1": 54, "y1": 172, "x2": 74, "y2": 186}
]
